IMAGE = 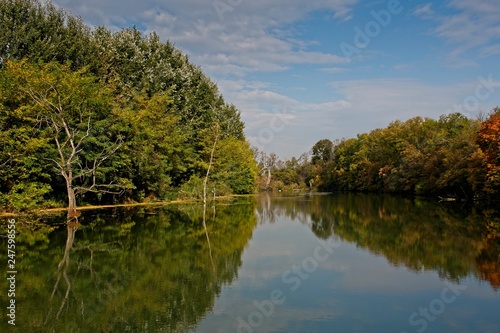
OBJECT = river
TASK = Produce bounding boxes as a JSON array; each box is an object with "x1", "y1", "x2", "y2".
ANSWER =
[{"x1": 1, "y1": 193, "x2": 499, "y2": 332}]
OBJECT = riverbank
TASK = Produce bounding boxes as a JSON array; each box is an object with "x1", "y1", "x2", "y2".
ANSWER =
[{"x1": 0, "y1": 194, "x2": 254, "y2": 218}]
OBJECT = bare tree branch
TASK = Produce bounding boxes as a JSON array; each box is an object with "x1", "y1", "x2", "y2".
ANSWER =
[{"x1": 0, "y1": 158, "x2": 11, "y2": 168}]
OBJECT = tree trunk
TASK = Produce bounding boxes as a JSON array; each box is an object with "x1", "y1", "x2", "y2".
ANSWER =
[
  {"x1": 203, "y1": 125, "x2": 219, "y2": 207},
  {"x1": 265, "y1": 168, "x2": 271, "y2": 190},
  {"x1": 66, "y1": 184, "x2": 78, "y2": 220}
]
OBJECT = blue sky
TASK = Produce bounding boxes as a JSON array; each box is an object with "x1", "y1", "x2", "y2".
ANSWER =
[{"x1": 55, "y1": 0, "x2": 500, "y2": 159}]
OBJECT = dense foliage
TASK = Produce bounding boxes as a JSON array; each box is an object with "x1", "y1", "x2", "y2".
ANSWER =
[
  {"x1": 0, "y1": 0, "x2": 257, "y2": 211},
  {"x1": 258, "y1": 109, "x2": 500, "y2": 200}
]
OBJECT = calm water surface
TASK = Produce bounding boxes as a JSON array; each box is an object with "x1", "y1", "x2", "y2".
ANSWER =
[{"x1": 1, "y1": 193, "x2": 499, "y2": 333}]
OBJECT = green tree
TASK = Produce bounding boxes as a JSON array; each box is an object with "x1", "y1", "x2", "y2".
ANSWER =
[
  {"x1": 116, "y1": 93, "x2": 189, "y2": 200},
  {"x1": 0, "y1": 0, "x2": 93, "y2": 69},
  {"x1": 0, "y1": 63, "x2": 53, "y2": 210},
  {"x1": 214, "y1": 137, "x2": 258, "y2": 194},
  {"x1": 311, "y1": 139, "x2": 334, "y2": 165},
  {"x1": 3, "y1": 60, "x2": 124, "y2": 216}
]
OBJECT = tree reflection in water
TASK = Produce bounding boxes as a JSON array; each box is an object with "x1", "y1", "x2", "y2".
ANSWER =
[
  {"x1": 46, "y1": 220, "x2": 79, "y2": 322},
  {"x1": 0, "y1": 198, "x2": 257, "y2": 332},
  {"x1": 0, "y1": 194, "x2": 497, "y2": 332},
  {"x1": 258, "y1": 193, "x2": 500, "y2": 289}
]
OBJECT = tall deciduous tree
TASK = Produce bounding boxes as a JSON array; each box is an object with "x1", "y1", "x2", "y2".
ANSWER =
[{"x1": 4, "y1": 60, "x2": 124, "y2": 217}]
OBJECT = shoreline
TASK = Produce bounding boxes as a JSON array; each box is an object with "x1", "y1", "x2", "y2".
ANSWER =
[{"x1": 0, "y1": 194, "x2": 254, "y2": 217}]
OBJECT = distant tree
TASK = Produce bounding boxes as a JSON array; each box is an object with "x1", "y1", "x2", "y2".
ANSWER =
[
  {"x1": 258, "y1": 152, "x2": 278, "y2": 191},
  {"x1": 311, "y1": 139, "x2": 334, "y2": 165},
  {"x1": 477, "y1": 108, "x2": 500, "y2": 194},
  {"x1": 317, "y1": 114, "x2": 490, "y2": 197}
]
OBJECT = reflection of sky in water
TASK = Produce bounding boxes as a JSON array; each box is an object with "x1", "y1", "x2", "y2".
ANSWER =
[{"x1": 192, "y1": 210, "x2": 500, "y2": 333}]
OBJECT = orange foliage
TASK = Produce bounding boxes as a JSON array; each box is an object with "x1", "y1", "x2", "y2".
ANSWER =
[
  {"x1": 477, "y1": 258, "x2": 500, "y2": 288},
  {"x1": 477, "y1": 108, "x2": 500, "y2": 192}
]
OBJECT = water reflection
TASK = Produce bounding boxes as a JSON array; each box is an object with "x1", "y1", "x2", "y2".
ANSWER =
[
  {"x1": 0, "y1": 198, "x2": 257, "y2": 332},
  {"x1": 258, "y1": 193, "x2": 500, "y2": 289},
  {"x1": 1, "y1": 194, "x2": 498, "y2": 332},
  {"x1": 45, "y1": 221, "x2": 79, "y2": 323}
]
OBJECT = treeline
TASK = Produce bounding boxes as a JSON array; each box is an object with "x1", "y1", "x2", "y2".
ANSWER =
[
  {"x1": 258, "y1": 110, "x2": 500, "y2": 200},
  {"x1": 0, "y1": 0, "x2": 257, "y2": 211}
]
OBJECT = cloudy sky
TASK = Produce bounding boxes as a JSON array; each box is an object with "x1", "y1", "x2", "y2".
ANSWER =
[{"x1": 55, "y1": 0, "x2": 500, "y2": 159}]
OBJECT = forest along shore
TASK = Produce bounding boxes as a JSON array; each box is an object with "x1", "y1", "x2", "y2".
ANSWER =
[
  {"x1": 1, "y1": 1, "x2": 499, "y2": 217},
  {"x1": 0, "y1": 0, "x2": 258, "y2": 215}
]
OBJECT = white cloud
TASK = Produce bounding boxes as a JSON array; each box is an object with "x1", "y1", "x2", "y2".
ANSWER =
[
  {"x1": 59, "y1": 0, "x2": 356, "y2": 77},
  {"x1": 213, "y1": 76, "x2": 500, "y2": 158},
  {"x1": 141, "y1": 9, "x2": 177, "y2": 30},
  {"x1": 407, "y1": 0, "x2": 500, "y2": 67},
  {"x1": 55, "y1": 0, "x2": 500, "y2": 159},
  {"x1": 216, "y1": 78, "x2": 354, "y2": 158},
  {"x1": 320, "y1": 67, "x2": 350, "y2": 73},
  {"x1": 448, "y1": 0, "x2": 500, "y2": 14},
  {"x1": 425, "y1": 0, "x2": 500, "y2": 60},
  {"x1": 330, "y1": 78, "x2": 500, "y2": 127},
  {"x1": 413, "y1": 3, "x2": 434, "y2": 18},
  {"x1": 479, "y1": 44, "x2": 500, "y2": 58}
]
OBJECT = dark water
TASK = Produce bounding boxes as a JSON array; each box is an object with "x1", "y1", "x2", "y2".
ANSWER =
[{"x1": 1, "y1": 193, "x2": 499, "y2": 333}]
